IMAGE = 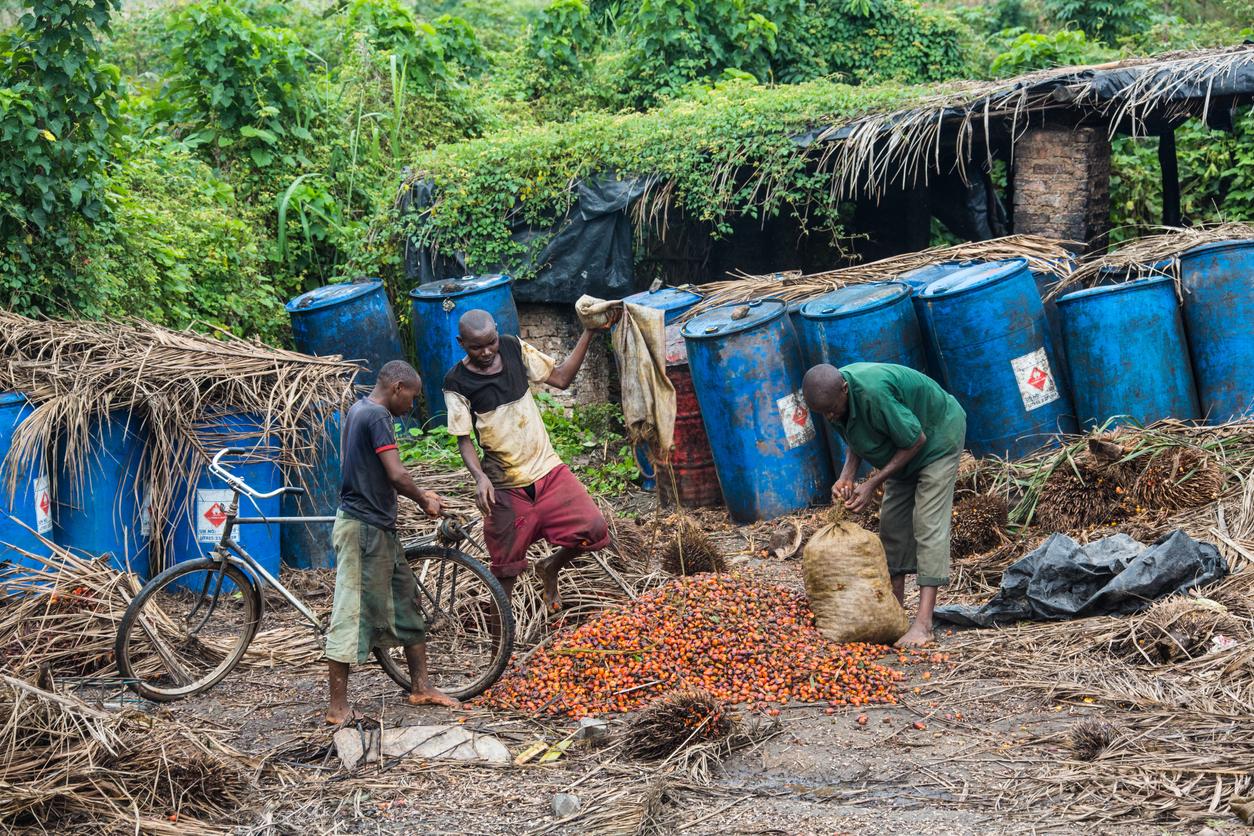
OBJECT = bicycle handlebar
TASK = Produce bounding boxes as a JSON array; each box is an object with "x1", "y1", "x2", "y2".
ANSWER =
[{"x1": 209, "y1": 447, "x2": 306, "y2": 500}]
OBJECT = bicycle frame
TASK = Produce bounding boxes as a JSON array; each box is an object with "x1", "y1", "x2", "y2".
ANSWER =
[{"x1": 200, "y1": 448, "x2": 475, "y2": 636}]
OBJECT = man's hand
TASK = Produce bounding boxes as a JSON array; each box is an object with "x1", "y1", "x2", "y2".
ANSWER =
[
  {"x1": 418, "y1": 490, "x2": 443, "y2": 518},
  {"x1": 474, "y1": 474, "x2": 495, "y2": 518},
  {"x1": 843, "y1": 481, "x2": 878, "y2": 514},
  {"x1": 588, "y1": 307, "x2": 622, "y2": 331},
  {"x1": 831, "y1": 479, "x2": 855, "y2": 503}
]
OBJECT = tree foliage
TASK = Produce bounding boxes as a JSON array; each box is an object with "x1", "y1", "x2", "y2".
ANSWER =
[{"x1": 0, "y1": 0, "x2": 119, "y2": 315}]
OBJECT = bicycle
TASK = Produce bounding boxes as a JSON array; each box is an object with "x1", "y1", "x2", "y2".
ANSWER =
[{"x1": 115, "y1": 447, "x2": 515, "y2": 703}]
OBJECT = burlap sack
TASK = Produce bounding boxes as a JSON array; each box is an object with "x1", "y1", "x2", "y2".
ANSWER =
[{"x1": 802, "y1": 515, "x2": 909, "y2": 644}]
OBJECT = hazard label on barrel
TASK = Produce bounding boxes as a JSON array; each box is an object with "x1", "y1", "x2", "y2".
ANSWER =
[
  {"x1": 139, "y1": 486, "x2": 153, "y2": 537},
  {"x1": 1010, "y1": 348, "x2": 1060, "y2": 411},
  {"x1": 196, "y1": 489, "x2": 233, "y2": 544},
  {"x1": 34, "y1": 474, "x2": 52, "y2": 535},
  {"x1": 778, "y1": 391, "x2": 816, "y2": 449}
]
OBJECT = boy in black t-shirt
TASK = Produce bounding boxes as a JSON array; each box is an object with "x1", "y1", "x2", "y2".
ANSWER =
[{"x1": 324, "y1": 360, "x2": 458, "y2": 724}]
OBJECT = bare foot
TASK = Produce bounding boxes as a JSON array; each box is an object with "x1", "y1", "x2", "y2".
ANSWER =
[
  {"x1": 535, "y1": 557, "x2": 563, "y2": 610},
  {"x1": 894, "y1": 623, "x2": 934, "y2": 648},
  {"x1": 325, "y1": 707, "x2": 364, "y2": 725},
  {"x1": 408, "y1": 688, "x2": 461, "y2": 709}
]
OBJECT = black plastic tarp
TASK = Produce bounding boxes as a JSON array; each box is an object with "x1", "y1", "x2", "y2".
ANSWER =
[
  {"x1": 934, "y1": 531, "x2": 1228, "y2": 628},
  {"x1": 401, "y1": 173, "x2": 646, "y2": 304}
]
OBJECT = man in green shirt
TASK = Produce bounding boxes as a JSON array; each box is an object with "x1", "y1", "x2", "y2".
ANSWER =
[{"x1": 802, "y1": 362, "x2": 966, "y2": 646}]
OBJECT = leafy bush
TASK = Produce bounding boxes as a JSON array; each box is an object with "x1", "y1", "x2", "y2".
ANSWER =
[
  {"x1": 1109, "y1": 113, "x2": 1254, "y2": 241},
  {"x1": 1042, "y1": 0, "x2": 1159, "y2": 42},
  {"x1": 0, "y1": 0, "x2": 120, "y2": 317},
  {"x1": 342, "y1": 0, "x2": 451, "y2": 87},
  {"x1": 166, "y1": 1, "x2": 312, "y2": 170},
  {"x1": 86, "y1": 140, "x2": 284, "y2": 340},
  {"x1": 989, "y1": 29, "x2": 1109, "y2": 77},
  {"x1": 775, "y1": 0, "x2": 968, "y2": 85}
]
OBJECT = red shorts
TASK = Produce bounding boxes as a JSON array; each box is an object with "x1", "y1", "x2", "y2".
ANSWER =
[{"x1": 482, "y1": 465, "x2": 610, "y2": 578}]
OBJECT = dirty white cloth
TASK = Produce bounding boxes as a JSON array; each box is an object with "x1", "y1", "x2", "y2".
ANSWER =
[{"x1": 575, "y1": 295, "x2": 676, "y2": 457}]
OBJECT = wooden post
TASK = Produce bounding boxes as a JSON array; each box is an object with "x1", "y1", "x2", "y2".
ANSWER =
[{"x1": 1159, "y1": 128, "x2": 1181, "y2": 228}]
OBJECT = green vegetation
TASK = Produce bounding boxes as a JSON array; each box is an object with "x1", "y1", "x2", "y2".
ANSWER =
[
  {"x1": 0, "y1": 0, "x2": 1250, "y2": 340},
  {"x1": 397, "y1": 394, "x2": 639, "y2": 495}
]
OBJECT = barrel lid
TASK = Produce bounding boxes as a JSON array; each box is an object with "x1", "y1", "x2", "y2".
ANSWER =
[
  {"x1": 918, "y1": 258, "x2": 1029, "y2": 299},
  {"x1": 682, "y1": 298, "x2": 786, "y2": 340},
  {"x1": 409, "y1": 274, "x2": 512, "y2": 300},
  {"x1": 1057, "y1": 274, "x2": 1176, "y2": 305},
  {"x1": 1178, "y1": 238, "x2": 1254, "y2": 261},
  {"x1": 285, "y1": 281, "x2": 383, "y2": 313},
  {"x1": 799, "y1": 282, "x2": 911, "y2": 320},
  {"x1": 0, "y1": 391, "x2": 29, "y2": 407},
  {"x1": 621, "y1": 286, "x2": 702, "y2": 313},
  {"x1": 898, "y1": 261, "x2": 974, "y2": 292}
]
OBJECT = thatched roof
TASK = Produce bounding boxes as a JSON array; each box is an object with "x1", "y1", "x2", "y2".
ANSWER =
[
  {"x1": 807, "y1": 45, "x2": 1254, "y2": 199},
  {"x1": 400, "y1": 45, "x2": 1254, "y2": 295}
]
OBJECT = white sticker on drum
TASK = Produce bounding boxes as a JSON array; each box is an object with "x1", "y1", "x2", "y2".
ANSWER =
[
  {"x1": 1010, "y1": 348, "x2": 1061, "y2": 411},
  {"x1": 196, "y1": 489, "x2": 234, "y2": 544},
  {"x1": 778, "y1": 391, "x2": 816, "y2": 449},
  {"x1": 139, "y1": 485, "x2": 153, "y2": 538},
  {"x1": 33, "y1": 474, "x2": 52, "y2": 535}
]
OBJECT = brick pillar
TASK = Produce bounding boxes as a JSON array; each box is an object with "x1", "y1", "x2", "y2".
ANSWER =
[
  {"x1": 1013, "y1": 126, "x2": 1111, "y2": 251},
  {"x1": 516, "y1": 303, "x2": 612, "y2": 405}
]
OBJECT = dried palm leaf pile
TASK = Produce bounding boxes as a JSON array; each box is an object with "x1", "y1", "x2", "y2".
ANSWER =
[
  {"x1": 480, "y1": 572, "x2": 910, "y2": 717},
  {"x1": 937, "y1": 445, "x2": 1254, "y2": 824},
  {"x1": 684, "y1": 234, "x2": 1075, "y2": 318},
  {"x1": 0, "y1": 544, "x2": 324, "y2": 685},
  {"x1": 0, "y1": 313, "x2": 358, "y2": 573},
  {"x1": 1048, "y1": 222, "x2": 1254, "y2": 300},
  {"x1": 0, "y1": 672, "x2": 270, "y2": 833}
]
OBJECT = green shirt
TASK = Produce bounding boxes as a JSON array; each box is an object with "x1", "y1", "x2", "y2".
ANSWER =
[{"x1": 830, "y1": 363, "x2": 966, "y2": 479}]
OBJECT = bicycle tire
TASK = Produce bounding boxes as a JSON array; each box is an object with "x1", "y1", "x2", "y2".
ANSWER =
[
  {"x1": 115, "y1": 557, "x2": 263, "y2": 702},
  {"x1": 375, "y1": 545, "x2": 515, "y2": 701}
]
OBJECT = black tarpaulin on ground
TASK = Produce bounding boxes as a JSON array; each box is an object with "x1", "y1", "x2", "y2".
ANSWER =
[
  {"x1": 401, "y1": 173, "x2": 646, "y2": 304},
  {"x1": 935, "y1": 531, "x2": 1228, "y2": 628}
]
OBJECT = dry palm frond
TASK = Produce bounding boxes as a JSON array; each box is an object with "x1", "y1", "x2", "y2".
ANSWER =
[
  {"x1": 1068, "y1": 718, "x2": 1115, "y2": 761},
  {"x1": 1053, "y1": 222, "x2": 1254, "y2": 300},
  {"x1": 622, "y1": 688, "x2": 734, "y2": 762},
  {"x1": 0, "y1": 673, "x2": 268, "y2": 832},
  {"x1": 1113, "y1": 595, "x2": 1246, "y2": 665},
  {"x1": 1132, "y1": 446, "x2": 1223, "y2": 512},
  {"x1": 660, "y1": 517, "x2": 725, "y2": 576},
  {"x1": 0, "y1": 312, "x2": 357, "y2": 577},
  {"x1": 684, "y1": 235, "x2": 1076, "y2": 318},
  {"x1": 951, "y1": 494, "x2": 1008, "y2": 559}
]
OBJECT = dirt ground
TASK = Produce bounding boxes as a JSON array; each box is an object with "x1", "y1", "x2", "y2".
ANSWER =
[{"x1": 72, "y1": 495, "x2": 1247, "y2": 836}]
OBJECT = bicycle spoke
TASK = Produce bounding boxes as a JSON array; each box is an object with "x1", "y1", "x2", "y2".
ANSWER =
[{"x1": 135, "y1": 612, "x2": 194, "y2": 687}]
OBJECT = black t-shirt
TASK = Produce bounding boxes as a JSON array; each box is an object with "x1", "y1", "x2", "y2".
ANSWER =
[{"x1": 338, "y1": 398, "x2": 398, "y2": 531}]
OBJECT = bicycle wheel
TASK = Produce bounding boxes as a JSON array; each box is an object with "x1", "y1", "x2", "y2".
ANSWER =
[
  {"x1": 115, "y1": 557, "x2": 263, "y2": 702},
  {"x1": 375, "y1": 545, "x2": 515, "y2": 701}
]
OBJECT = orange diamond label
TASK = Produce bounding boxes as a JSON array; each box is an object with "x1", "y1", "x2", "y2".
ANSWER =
[{"x1": 203, "y1": 502, "x2": 227, "y2": 528}]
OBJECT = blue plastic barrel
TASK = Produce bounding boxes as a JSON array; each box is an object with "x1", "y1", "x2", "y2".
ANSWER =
[
  {"x1": 409, "y1": 274, "x2": 520, "y2": 425},
  {"x1": 1058, "y1": 276, "x2": 1199, "y2": 429},
  {"x1": 620, "y1": 287, "x2": 704, "y2": 491},
  {"x1": 1177, "y1": 239, "x2": 1254, "y2": 421},
  {"x1": 0, "y1": 392, "x2": 52, "y2": 576},
  {"x1": 53, "y1": 412, "x2": 150, "y2": 577},
  {"x1": 798, "y1": 282, "x2": 924, "y2": 475},
  {"x1": 681, "y1": 299, "x2": 833, "y2": 522},
  {"x1": 917, "y1": 259, "x2": 1077, "y2": 459},
  {"x1": 170, "y1": 413, "x2": 281, "y2": 588},
  {"x1": 899, "y1": 261, "x2": 975, "y2": 380},
  {"x1": 280, "y1": 412, "x2": 341, "y2": 570},
  {"x1": 287, "y1": 280, "x2": 405, "y2": 388}
]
